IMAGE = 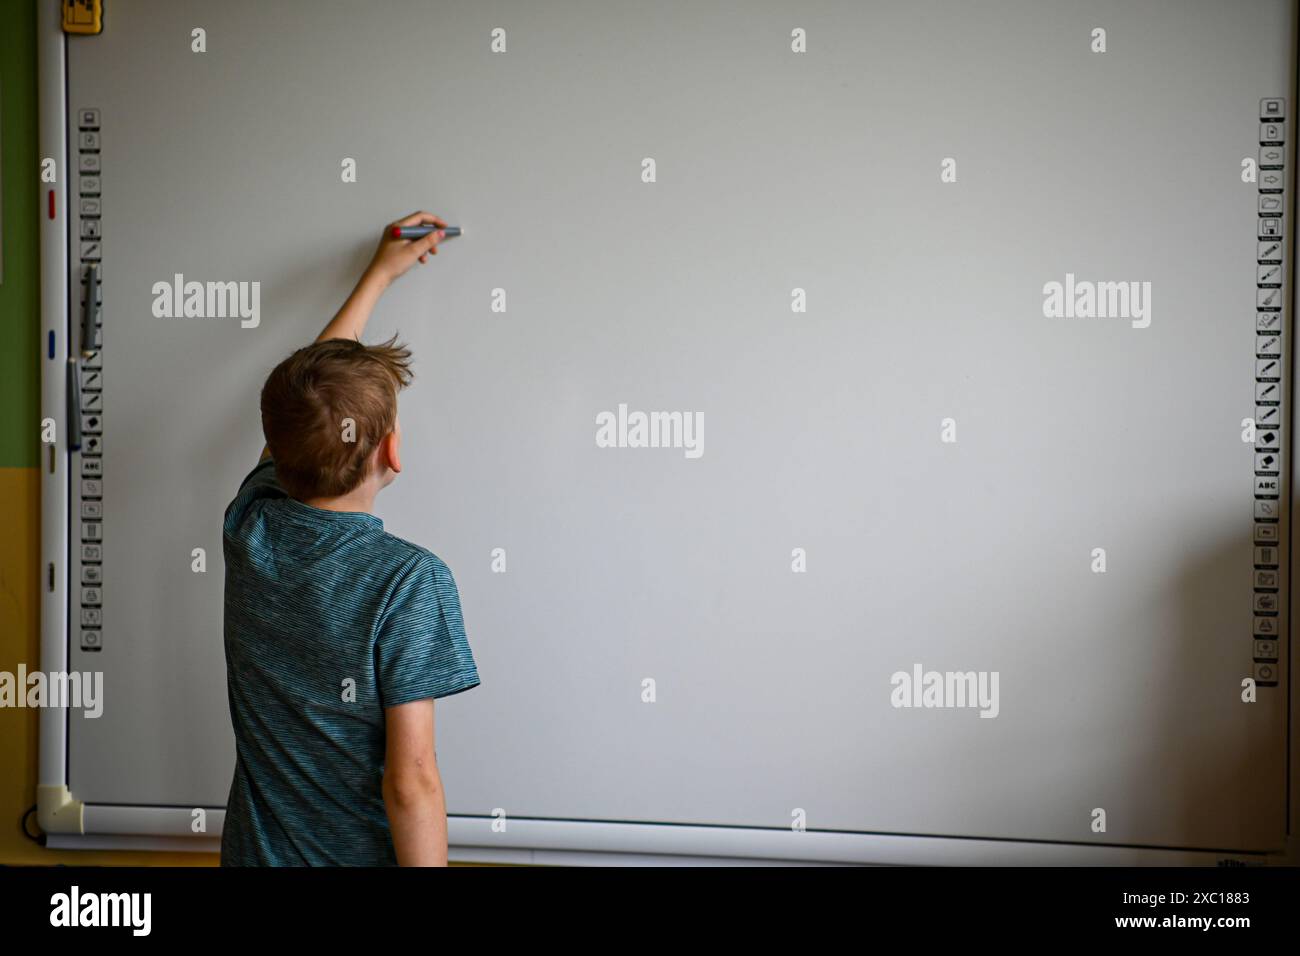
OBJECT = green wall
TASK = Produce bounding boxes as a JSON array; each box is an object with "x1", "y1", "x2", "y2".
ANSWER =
[{"x1": 0, "y1": 0, "x2": 39, "y2": 467}]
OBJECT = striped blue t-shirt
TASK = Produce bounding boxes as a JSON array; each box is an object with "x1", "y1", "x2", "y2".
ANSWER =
[{"x1": 220, "y1": 458, "x2": 480, "y2": 866}]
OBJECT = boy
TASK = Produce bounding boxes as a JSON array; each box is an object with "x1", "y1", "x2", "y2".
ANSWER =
[{"x1": 221, "y1": 212, "x2": 479, "y2": 866}]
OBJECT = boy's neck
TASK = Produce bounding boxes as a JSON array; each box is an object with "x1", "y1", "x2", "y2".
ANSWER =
[{"x1": 300, "y1": 486, "x2": 377, "y2": 515}]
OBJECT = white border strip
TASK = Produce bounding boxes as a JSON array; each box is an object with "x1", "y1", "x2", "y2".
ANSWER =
[
  {"x1": 37, "y1": 0, "x2": 70, "y2": 799},
  {"x1": 445, "y1": 818, "x2": 1271, "y2": 867},
  {"x1": 45, "y1": 812, "x2": 1275, "y2": 865},
  {"x1": 47, "y1": 835, "x2": 223, "y2": 854}
]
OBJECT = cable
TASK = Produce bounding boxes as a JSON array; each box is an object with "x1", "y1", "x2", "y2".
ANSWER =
[{"x1": 21, "y1": 805, "x2": 45, "y2": 845}]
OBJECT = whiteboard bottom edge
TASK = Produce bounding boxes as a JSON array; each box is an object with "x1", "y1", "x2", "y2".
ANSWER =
[{"x1": 40, "y1": 807, "x2": 1284, "y2": 865}]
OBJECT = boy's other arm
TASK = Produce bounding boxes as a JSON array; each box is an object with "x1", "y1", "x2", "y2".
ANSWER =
[
  {"x1": 255, "y1": 210, "x2": 448, "y2": 463},
  {"x1": 382, "y1": 698, "x2": 449, "y2": 866}
]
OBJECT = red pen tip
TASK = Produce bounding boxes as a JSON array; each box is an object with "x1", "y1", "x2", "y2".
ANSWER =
[{"x1": 390, "y1": 226, "x2": 401, "y2": 238}]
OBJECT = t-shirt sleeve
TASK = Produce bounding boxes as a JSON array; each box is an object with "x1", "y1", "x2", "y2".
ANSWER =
[
  {"x1": 223, "y1": 456, "x2": 286, "y2": 535},
  {"x1": 238, "y1": 456, "x2": 283, "y2": 495},
  {"x1": 375, "y1": 554, "x2": 481, "y2": 708}
]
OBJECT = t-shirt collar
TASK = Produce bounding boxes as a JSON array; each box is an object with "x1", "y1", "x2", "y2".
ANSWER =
[{"x1": 281, "y1": 496, "x2": 384, "y2": 529}]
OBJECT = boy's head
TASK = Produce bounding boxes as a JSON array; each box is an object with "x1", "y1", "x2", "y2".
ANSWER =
[{"x1": 260, "y1": 336, "x2": 413, "y2": 501}]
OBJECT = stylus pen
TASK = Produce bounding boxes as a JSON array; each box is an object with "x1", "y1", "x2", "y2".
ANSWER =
[{"x1": 391, "y1": 225, "x2": 461, "y2": 239}]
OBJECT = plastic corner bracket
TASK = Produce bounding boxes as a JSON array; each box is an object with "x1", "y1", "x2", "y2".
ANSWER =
[{"x1": 37, "y1": 784, "x2": 85, "y2": 835}]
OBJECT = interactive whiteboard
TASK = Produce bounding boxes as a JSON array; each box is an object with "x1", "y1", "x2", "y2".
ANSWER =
[{"x1": 38, "y1": 0, "x2": 1297, "y2": 864}]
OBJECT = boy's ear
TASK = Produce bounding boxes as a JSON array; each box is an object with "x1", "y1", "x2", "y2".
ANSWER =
[{"x1": 381, "y1": 429, "x2": 402, "y2": 475}]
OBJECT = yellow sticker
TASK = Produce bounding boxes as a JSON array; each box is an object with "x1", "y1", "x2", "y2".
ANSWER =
[{"x1": 62, "y1": 0, "x2": 103, "y2": 36}]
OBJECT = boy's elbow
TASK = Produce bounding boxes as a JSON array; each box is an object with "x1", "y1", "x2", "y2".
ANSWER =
[{"x1": 382, "y1": 763, "x2": 441, "y2": 807}]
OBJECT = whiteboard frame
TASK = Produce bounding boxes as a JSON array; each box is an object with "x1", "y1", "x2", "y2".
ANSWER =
[{"x1": 34, "y1": 0, "x2": 1299, "y2": 866}]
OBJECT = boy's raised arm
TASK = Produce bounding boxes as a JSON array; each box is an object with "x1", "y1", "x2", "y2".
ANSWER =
[
  {"x1": 256, "y1": 210, "x2": 448, "y2": 464},
  {"x1": 315, "y1": 210, "x2": 448, "y2": 344}
]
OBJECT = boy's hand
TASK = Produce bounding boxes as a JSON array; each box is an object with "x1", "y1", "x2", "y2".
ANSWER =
[
  {"x1": 365, "y1": 211, "x2": 449, "y2": 287},
  {"x1": 313, "y1": 210, "x2": 449, "y2": 347}
]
